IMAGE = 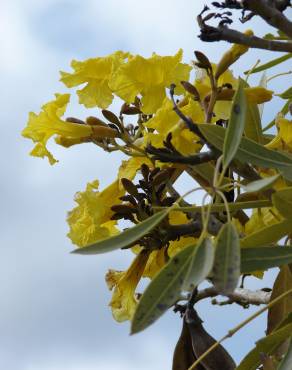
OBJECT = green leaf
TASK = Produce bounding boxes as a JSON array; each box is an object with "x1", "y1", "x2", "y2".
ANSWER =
[
  {"x1": 272, "y1": 187, "x2": 292, "y2": 219},
  {"x1": 245, "y1": 99, "x2": 263, "y2": 143},
  {"x1": 263, "y1": 99, "x2": 292, "y2": 132},
  {"x1": 276, "y1": 312, "x2": 292, "y2": 331},
  {"x1": 174, "y1": 200, "x2": 271, "y2": 214},
  {"x1": 240, "y1": 220, "x2": 292, "y2": 248},
  {"x1": 241, "y1": 247, "x2": 292, "y2": 273},
  {"x1": 278, "y1": 87, "x2": 292, "y2": 100},
  {"x1": 244, "y1": 54, "x2": 292, "y2": 75},
  {"x1": 71, "y1": 210, "x2": 169, "y2": 255},
  {"x1": 267, "y1": 267, "x2": 292, "y2": 360},
  {"x1": 278, "y1": 339, "x2": 292, "y2": 370},
  {"x1": 237, "y1": 324, "x2": 292, "y2": 370},
  {"x1": 223, "y1": 78, "x2": 247, "y2": 168},
  {"x1": 242, "y1": 175, "x2": 280, "y2": 193},
  {"x1": 131, "y1": 238, "x2": 214, "y2": 334},
  {"x1": 213, "y1": 222, "x2": 240, "y2": 294},
  {"x1": 198, "y1": 124, "x2": 292, "y2": 181}
]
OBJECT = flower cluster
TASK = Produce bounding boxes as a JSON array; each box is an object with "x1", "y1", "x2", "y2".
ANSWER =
[{"x1": 22, "y1": 42, "x2": 291, "y2": 323}]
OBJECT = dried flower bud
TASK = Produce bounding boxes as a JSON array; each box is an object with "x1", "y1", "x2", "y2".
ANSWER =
[
  {"x1": 121, "y1": 104, "x2": 142, "y2": 115},
  {"x1": 86, "y1": 116, "x2": 108, "y2": 126},
  {"x1": 194, "y1": 51, "x2": 212, "y2": 70},
  {"x1": 66, "y1": 117, "x2": 86, "y2": 125},
  {"x1": 181, "y1": 81, "x2": 200, "y2": 100},
  {"x1": 102, "y1": 109, "x2": 121, "y2": 126},
  {"x1": 121, "y1": 178, "x2": 139, "y2": 197},
  {"x1": 91, "y1": 126, "x2": 119, "y2": 138},
  {"x1": 111, "y1": 204, "x2": 137, "y2": 214},
  {"x1": 152, "y1": 169, "x2": 171, "y2": 187}
]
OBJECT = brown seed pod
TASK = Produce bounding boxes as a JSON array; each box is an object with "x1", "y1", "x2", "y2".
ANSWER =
[
  {"x1": 185, "y1": 308, "x2": 236, "y2": 370},
  {"x1": 172, "y1": 320, "x2": 203, "y2": 370}
]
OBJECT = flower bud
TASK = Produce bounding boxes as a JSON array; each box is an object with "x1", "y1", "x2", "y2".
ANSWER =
[{"x1": 215, "y1": 29, "x2": 254, "y2": 80}]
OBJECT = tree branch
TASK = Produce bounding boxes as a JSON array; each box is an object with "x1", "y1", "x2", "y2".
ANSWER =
[
  {"x1": 194, "y1": 287, "x2": 272, "y2": 305},
  {"x1": 243, "y1": 0, "x2": 292, "y2": 39},
  {"x1": 198, "y1": 24, "x2": 292, "y2": 52}
]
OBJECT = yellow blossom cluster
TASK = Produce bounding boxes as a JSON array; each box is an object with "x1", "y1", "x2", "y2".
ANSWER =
[{"x1": 22, "y1": 44, "x2": 291, "y2": 324}]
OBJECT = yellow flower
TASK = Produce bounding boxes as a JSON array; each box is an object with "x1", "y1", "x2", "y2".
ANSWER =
[
  {"x1": 245, "y1": 207, "x2": 283, "y2": 235},
  {"x1": 195, "y1": 66, "x2": 238, "y2": 120},
  {"x1": 215, "y1": 30, "x2": 254, "y2": 79},
  {"x1": 167, "y1": 211, "x2": 198, "y2": 257},
  {"x1": 60, "y1": 51, "x2": 129, "y2": 108},
  {"x1": 106, "y1": 250, "x2": 150, "y2": 322},
  {"x1": 260, "y1": 169, "x2": 287, "y2": 190},
  {"x1": 67, "y1": 180, "x2": 123, "y2": 247},
  {"x1": 245, "y1": 87, "x2": 273, "y2": 104},
  {"x1": 109, "y1": 49, "x2": 191, "y2": 114},
  {"x1": 22, "y1": 94, "x2": 92, "y2": 164},
  {"x1": 142, "y1": 247, "x2": 167, "y2": 279},
  {"x1": 168, "y1": 237, "x2": 198, "y2": 258},
  {"x1": 265, "y1": 117, "x2": 292, "y2": 151},
  {"x1": 144, "y1": 97, "x2": 203, "y2": 155}
]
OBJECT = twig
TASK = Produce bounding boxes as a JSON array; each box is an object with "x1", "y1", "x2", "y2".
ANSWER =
[
  {"x1": 243, "y1": 0, "x2": 292, "y2": 39},
  {"x1": 193, "y1": 287, "x2": 271, "y2": 305},
  {"x1": 198, "y1": 24, "x2": 292, "y2": 52}
]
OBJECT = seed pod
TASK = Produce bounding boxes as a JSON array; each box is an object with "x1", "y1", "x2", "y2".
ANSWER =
[
  {"x1": 86, "y1": 116, "x2": 108, "y2": 126},
  {"x1": 181, "y1": 81, "x2": 200, "y2": 100},
  {"x1": 121, "y1": 178, "x2": 139, "y2": 197},
  {"x1": 102, "y1": 109, "x2": 121, "y2": 126},
  {"x1": 186, "y1": 308, "x2": 236, "y2": 370},
  {"x1": 172, "y1": 319, "x2": 203, "y2": 370},
  {"x1": 194, "y1": 51, "x2": 212, "y2": 70},
  {"x1": 91, "y1": 126, "x2": 119, "y2": 139}
]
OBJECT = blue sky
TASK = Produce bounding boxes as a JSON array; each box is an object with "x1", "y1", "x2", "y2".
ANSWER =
[{"x1": 1, "y1": 1, "x2": 291, "y2": 369}]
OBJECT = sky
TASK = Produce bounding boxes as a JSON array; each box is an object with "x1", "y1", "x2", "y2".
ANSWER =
[{"x1": 1, "y1": 1, "x2": 291, "y2": 369}]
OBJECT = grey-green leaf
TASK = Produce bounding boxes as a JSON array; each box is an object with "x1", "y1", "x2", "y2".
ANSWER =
[
  {"x1": 240, "y1": 219, "x2": 292, "y2": 248},
  {"x1": 242, "y1": 174, "x2": 280, "y2": 193},
  {"x1": 237, "y1": 324, "x2": 292, "y2": 370},
  {"x1": 278, "y1": 339, "x2": 292, "y2": 370},
  {"x1": 223, "y1": 78, "x2": 247, "y2": 169},
  {"x1": 71, "y1": 210, "x2": 169, "y2": 255},
  {"x1": 198, "y1": 124, "x2": 292, "y2": 181},
  {"x1": 213, "y1": 222, "x2": 240, "y2": 294},
  {"x1": 278, "y1": 87, "x2": 292, "y2": 100},
  {"x1": 263, "y1": 99, "x2": 292, "y2": 132},
  {"x1": 244, "y1": 54, "x2": 292, "y2": 75},
  {"x1": 241, "y1": 247, "x2": 292, "y2": 273},
  {"x1": 131, "y1": 238, "x2": 214, "y2": 334}
]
